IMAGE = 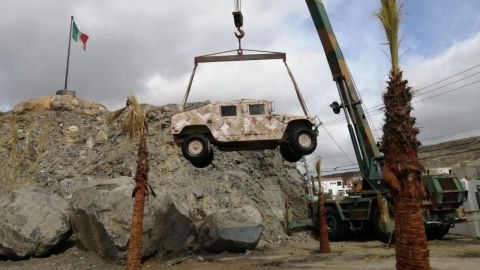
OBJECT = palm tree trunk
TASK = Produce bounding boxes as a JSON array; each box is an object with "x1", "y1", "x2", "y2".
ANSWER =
[
  {"x1": 127, "y1": 135, "x2": 149, "y2": 270},
  {"x1": 127, "y1": 186, "x2": 145, "y2": 270},
  {"x1": 381, "y1": 71, "x2": 430, "y2": 270},
  {"x1": 318, "y1": 192, "x2": 331, "y2": 253},
  {"x1": 394, "y1": 197, "x2": 429, "y2": 270}
]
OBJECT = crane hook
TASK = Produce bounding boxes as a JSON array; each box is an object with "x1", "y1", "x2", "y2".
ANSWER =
[{"x1": 234, "y1": 27, "x2": 245, "y2": 39}]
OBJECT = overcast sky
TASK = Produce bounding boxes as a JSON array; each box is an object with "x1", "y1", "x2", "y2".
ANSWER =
[{"x1": 1, "y1": 0, "x2": 479, "y2": 171}]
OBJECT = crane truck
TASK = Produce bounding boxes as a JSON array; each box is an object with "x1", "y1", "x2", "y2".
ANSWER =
[{"x1": 286, "y1": 0, "x2": 468, "y2": 242}]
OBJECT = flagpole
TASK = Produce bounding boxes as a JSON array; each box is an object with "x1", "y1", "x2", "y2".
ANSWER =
[{"x1": 64, "y1": 16, "x2": 73, "y2": 90}]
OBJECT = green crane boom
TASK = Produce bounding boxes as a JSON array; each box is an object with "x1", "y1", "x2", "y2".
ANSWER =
[{"x1": 305, "y1": 0, "x2": 381, "y2": 180}]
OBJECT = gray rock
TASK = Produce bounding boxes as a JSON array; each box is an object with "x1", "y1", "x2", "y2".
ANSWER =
[
  {"x1": 0, "y1": 100, "x2": 308, "y2": 245},
  {"x1": 0, "y1": 186, "x2": 71, "y2": 258},
  {"x1": 69, "y1": 177, "x2": 196, "y2": 265},
  {"x1": 198, "y1": 205, "x2": 264, "y2": 252}
]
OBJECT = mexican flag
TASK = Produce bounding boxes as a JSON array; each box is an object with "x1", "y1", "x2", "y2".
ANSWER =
[{"x1": 72, "y1": 21, "x2": 89, "y2": 50}]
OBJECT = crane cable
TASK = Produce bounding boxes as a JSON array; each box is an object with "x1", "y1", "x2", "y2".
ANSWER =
[{"x1": 232, "y1": 0, "x2": 245, "y2": 48}]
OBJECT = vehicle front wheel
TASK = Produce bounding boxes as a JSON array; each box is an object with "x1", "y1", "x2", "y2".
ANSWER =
[
  {"x1": 288, "y1": 126, "x2": 317, "y2": 155},
  {"x1": 181, "y1": 133, "x2": 212, "y2": 167},
  {"x1": 425, "y1": 225, "x2": 450, "y2": 240}
]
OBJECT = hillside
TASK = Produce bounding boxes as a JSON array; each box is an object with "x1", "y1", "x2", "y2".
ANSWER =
[
  {"x1": 419, "y1": 136, "x2": 480, "y2": 179},
  {"x1": 0, "y1": 95, "x2": 308, "y2": 242}
]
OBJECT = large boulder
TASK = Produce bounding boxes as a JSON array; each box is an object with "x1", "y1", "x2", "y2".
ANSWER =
[
  {"x1": 0, "y1": 186, "x2": 71, "y2": 258},
  {"x1": 198, "y1": 205, "x2": 264, "y2": 252},
  {"x1": 69, "y1": 177, "x2": 196, "y2": 265}
]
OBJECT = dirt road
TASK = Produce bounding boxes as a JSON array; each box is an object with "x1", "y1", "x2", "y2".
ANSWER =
[{"x1": 1, "y1": 234, "x2": 479, "y2": 270}]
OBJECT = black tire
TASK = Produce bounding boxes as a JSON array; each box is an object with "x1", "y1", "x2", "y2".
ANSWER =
[
  {"x1": 425, "y1": 225, "x2": 449, "y2": 240},
  {"x1": 190, "y1": 149, "x2": 214, "y2": 168},
  {"x1": 373, "y1": 206, "x2": 395, "y2": 243},
  {"x1": 288, "y1": 126, "x2": 317, "y2": 155},
  {"x1": 325, "y1": 206, "x2": 349, "y2": 241},
  {"x1": 280, "y1": 143, "x2": 302, "y2": 162},
  {"x1": 181, "y1": 133, "x2": 210, "y2": 164}
]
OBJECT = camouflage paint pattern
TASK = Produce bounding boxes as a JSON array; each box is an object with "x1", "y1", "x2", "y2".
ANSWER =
[
  {"x1": 171, "y1": 99, "x2": 316, "y2": 143},
  {"x1": 306, "y1": 0, "x2": 380, "y2": 176}
]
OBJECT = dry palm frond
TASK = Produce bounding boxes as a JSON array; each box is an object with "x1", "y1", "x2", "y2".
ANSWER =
[
  {"x1": 375, "y1": 0, "x2": 402, "y2": 75},
  {"x1": 105, "y1": 94, "x2": 147, "y2": 139},
  {"x1": 105, "y1": 107, "x2": 126, "y2": 125}
]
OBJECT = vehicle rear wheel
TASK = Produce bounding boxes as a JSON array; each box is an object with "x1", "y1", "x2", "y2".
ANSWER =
[
  {"x1": 425, "y1": 225, "x2": 450, "y2": 240},
  {"x1": 181, "y1": 133, "x2": 212, "y2": 167},
  {"x1": 280, "y1": 143, "x2": 302, "y2": 162},
  {"x1": 325, "y1": 206, "x2": 349, "y2": 241},
  {"x1": 288, "y1": 126, "x2": 317, "y2": 155}
]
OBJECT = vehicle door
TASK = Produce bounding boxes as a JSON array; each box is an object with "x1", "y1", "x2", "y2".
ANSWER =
[
  {"x1": 242, "y1": 102, "x2": 270, "y2": 139},
  {"x1": 212, "y1": 103, "x2": 244, "y2": 141}
]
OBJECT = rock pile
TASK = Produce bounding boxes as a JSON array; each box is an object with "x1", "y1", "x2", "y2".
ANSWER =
[{"x1": 0, "y1": 96, "x2": 308, "y2": 263}]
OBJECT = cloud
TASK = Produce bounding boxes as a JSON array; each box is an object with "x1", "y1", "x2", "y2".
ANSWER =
[
  {"x1": 0, "y1": 0, "x2": 479, "y2": 170},
  {"x1": 405, "y1": 32, "x2": 480, "y2": 144}
]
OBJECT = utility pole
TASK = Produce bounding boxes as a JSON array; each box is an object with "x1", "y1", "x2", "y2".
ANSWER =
[{"x1": 302, "y1": 156, "x2": 315, "y2": 197}]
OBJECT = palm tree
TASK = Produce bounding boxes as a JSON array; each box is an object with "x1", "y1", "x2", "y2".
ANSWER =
[
  {"x1": 315, "y1": 160, "x2": 331, "y2": 254},
  {"x1": 106, "y1": 95, "x2": 153, "y2": 270},
  {"x1": 375, "y1": 1, "x2": 430, "y2": 269}
]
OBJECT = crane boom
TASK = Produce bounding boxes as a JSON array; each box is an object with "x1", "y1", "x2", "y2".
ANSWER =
[
  {"x1": 287, "y1": 0, "x2": 469, "y2": 242},
  {"x1": 305, "y1": 0, "x2": 380, "y2": 178}
]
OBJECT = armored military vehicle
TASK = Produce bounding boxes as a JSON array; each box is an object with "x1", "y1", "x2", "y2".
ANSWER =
[{"x1": 171, "y1": 99, "x2": 318, "y2": 167}]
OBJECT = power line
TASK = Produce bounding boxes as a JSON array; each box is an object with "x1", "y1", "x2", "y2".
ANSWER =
[
  {"x1": 321, "y1": 168, "x2": 360, "y2": 173},
  {"x1": 414, "y1": 63, "x2": 480, "y2": 92},
  {"x1": 348, "y1": 66, "x2": 380, "y2": 141},
  {"x1": 420, "y1": 126, "x2": 480, "y2": 145},
  {"x1": 320, "y1": 125, "x2": 356, "y2": 165},
  {"x1": 318, "y1": 65, "x2": 480, "y2": 167},
  {"x1": 323, "y1": 77, "x2": 480, "y2": 127},
  {"x1": 322, "y1": 63, "x2": 480, "y2": 127},
  {"x1": 414, "y1": 71, "x2": 480, "y2": 98},
  {"x1": 412, "y1": 79, "x2": 480, "y2": 104},
  {"x1": 320, "y1": 164, "x2": 359, "y2": 171}
]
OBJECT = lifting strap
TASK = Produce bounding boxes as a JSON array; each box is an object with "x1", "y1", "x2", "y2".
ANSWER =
[{"x1": 180, "y1": 50, "x2": 311, "y2": 117}]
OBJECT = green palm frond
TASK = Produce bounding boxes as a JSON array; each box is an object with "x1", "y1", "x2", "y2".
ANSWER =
[
  {"x1": 375, "y1": 0, "x2": 402, "y2": 75},
  {"x1": 105, "y1": 94, "x2": 147, "y2": 139}
]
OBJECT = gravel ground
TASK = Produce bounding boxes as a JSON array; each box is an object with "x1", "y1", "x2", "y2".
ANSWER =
[{"x1": 2, "y1": 233, "x2": 479, "y2": 270}]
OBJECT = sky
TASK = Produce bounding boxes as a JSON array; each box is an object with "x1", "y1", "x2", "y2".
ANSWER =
[{"x1": 1, "y1": 0, "x2": 480, "y2": 173}]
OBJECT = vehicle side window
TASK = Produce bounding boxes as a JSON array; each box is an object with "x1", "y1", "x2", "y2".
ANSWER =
[
  {"x1": 249, "y1": 104, "x2": 265, "y2": 115},
  {"x1": 221, "y1": 105, "x2": 237, "y2": 117}
]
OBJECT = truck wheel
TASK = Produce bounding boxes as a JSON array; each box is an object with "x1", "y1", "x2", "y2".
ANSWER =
[
  {"x1": 425, "y1": 225, "x2": 449, "y2": 240},
  {"x1": 288, "y1": 126, "x2": 317, "y2": 155},
  {"x1": 280, "y1": 144, "x2": 302, "y2": 162},
  {"x1": 181, "y1": 134, "x2": 211, "y2": 165},
  {"x1": 325, "y1": 206, "x2": 349, "y2": 241},
  {"x1": 373, "y1": 206, "x2": 394, "y2": 243},
  {"x1": 190, "y1": 149, "x2": 214, "y2": 168}
]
